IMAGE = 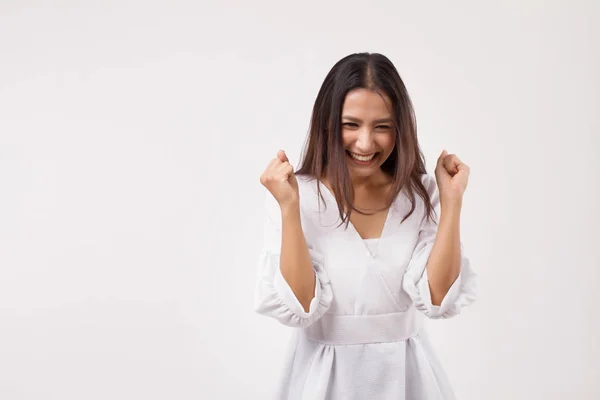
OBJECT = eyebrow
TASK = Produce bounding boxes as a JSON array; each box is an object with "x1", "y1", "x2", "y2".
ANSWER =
[{"x1": 342, "y1": 115, "x2": 394, "y2": 124}]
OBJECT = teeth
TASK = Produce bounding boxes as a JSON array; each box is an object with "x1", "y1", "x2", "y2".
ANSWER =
[{"x1": 349, "y1": 152, "x2": 376, "y2": 162}]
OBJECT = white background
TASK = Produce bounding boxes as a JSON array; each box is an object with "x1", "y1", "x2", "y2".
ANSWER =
[{"x1": 1, "y1": 1, "x2": 598, "y2": 399}]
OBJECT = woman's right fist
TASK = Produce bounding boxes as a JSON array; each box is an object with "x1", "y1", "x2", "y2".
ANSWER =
[{"x1": 260, "y1": 150, "x2": 299, "y2": 208}]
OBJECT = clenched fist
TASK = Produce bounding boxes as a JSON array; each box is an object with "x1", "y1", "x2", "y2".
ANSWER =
[
  {"x1": 435, "y1": 149, "x2": 470, "y2": 205},
  {"x1": 260, "y1": 150, "x2": 299, "y2": 209}
]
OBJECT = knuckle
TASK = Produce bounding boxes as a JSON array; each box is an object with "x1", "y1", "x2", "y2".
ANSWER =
[{"x1": 261, "y1": 171, "x2": 274, "y2": 181}]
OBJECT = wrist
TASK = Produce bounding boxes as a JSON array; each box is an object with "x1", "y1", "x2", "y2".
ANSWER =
[
  {"x1": 440, "y1": 196, "x2": 462, "y2": 214},
  {"x1": 280, "y1": 200, "x2": 300, "y2": 218}
]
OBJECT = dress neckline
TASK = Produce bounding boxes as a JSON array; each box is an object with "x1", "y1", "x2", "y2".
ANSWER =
[{"x1": 314, "y1": 178, "x2": 394, "y2": 259}]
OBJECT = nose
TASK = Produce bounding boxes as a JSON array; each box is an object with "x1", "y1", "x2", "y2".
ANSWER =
[{"x1": 355, "y1": 127, "x2": 374, "y2": 152}]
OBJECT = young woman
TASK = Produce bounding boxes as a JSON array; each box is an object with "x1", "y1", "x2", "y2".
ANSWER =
[{"x1": 253, "y1": 52, "x2": 477, "y2": 400}]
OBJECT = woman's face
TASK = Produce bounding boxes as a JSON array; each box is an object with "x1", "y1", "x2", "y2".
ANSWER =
[{"x1": 340, "y1": 88, "x2": 396, "y2": 180}]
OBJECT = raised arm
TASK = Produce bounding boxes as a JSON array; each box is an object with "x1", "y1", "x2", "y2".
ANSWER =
[{"x1": 253, "y1": 150, "x2": 332, "y2": 327}]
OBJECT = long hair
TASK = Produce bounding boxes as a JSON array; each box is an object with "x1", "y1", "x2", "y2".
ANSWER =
[{"x1": 296, "y1": 52, "x2": 436, "y2": 227}]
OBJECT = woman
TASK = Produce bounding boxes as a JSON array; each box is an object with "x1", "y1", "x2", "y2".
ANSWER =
[{"x1": 253, "y1": 52, "x2": 477, "y2": 400}]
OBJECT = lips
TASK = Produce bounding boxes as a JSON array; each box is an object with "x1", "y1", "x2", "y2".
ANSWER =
[{"x1": 348, "y1": 151, "x2": 376, "y2": 162}]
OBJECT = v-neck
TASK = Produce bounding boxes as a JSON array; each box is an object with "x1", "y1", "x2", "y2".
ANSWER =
[{"x1": 315, "y1": 179, "x2": 394, "y2": 258}]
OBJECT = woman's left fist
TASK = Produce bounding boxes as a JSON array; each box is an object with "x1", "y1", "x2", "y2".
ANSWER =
[{"x1": 434, "y1": 150, "x2": 470, "y2": 204}]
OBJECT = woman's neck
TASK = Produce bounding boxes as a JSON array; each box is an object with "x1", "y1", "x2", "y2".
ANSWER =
[
  {"x1": 321, "y1": 171, "x2": 393, "y2": 197},
  {"x1": 349, "y1": 171, "x2": 392, "y2": 192}
]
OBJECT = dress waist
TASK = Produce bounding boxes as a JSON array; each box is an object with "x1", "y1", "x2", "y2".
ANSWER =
[{"x1": 302, "y1": 308, "x2": 421, "y2": 345}]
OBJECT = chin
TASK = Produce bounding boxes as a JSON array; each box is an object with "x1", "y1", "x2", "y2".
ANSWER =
[{"x1": 346, "y1": 162, "x2": 381, "y2": 178}]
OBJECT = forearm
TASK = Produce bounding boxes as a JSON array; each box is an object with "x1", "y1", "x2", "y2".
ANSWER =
[
  {"x1": 426, "y1": 198, "x2": 463, "y2": 306},
  {"x1": 279, "y1": 202, "x2": 316, "y2": 313}
]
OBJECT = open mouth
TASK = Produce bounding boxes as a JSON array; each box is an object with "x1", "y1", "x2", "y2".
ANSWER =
[{"x1": 346, "y1": 150, "x2": 378, "y2": 165}]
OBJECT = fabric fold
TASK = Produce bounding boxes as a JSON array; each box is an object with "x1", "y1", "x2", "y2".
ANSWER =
[
  {"x1": 402, "y1": 175, "x2": 478, "y2": 319},
  {"x1": 403, "y1": 242, "x2": 477, "y2": 319},
  {"x1": 253, "y1": 191, "x2": 333, "y2": 327},
  {"x1": 254, "y1": 248, "x2": 333, "y2": 328},
  {"x1": 406, "y1": 332, "x2": 453, "y2": 400}
]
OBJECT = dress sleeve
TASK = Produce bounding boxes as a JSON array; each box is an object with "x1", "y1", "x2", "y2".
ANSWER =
[
  {"x1": 253, "y1": 191, "x2": 333, "y2": 328},
  {"x1": 402, "y1": 174, "x2": 477, "y2": 319}
]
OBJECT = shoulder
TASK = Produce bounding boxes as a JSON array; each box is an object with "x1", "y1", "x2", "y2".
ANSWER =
[
  {"x1": 295, "y1": 173, "x2": 323, "y2": 212},
  {"x1": 393, "y1": 173, "x2": 439, "y2": 217},
  {"x1": 295, "y1": 173, "x2": 317, "y2": 186},
  {"x1": 397, "y1": 173, "x2": 437, "y2": 202},
  {"x1": 416, "y1": 172, "x2": 440, "y2": 213},
  {"x1": 419, "y1": 173, "x2": 436, "y2": 192},
  {"x1": 262, "y1": 174, "x2": 321, "y2": 224},
  {"x1": 294, "y1": 173, "x2": 318, "y2": 195}
]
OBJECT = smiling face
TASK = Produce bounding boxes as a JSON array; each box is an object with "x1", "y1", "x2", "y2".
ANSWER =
[{"x1": 340, "y1": 88, "x2": 396, "y2": 181}]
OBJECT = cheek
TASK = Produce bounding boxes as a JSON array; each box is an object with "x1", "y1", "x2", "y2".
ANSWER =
[
  {"x1": 378, "y1": 135, "x2": 396, "y2": 153},
  {"x1": 341, "y1": 130, "x2": 354, "y2": 147}
]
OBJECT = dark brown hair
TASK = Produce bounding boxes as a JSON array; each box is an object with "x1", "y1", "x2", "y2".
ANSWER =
[{"x1": 296, "y1": 52, "x2": 436, "y2": 227}]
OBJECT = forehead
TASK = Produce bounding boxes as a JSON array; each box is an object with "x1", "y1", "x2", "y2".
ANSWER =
[{"x1": 342, "y1": 88, "x2": 392, "y2": 118}]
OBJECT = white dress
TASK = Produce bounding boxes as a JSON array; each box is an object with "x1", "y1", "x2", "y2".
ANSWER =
[{"x1": 253, "y1": 174, "x2": 477, "y2": 400}]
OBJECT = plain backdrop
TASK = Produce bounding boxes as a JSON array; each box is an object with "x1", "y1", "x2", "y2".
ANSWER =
[{"x1": 1, "y1": 1, "x2": 598, "y2": 399}]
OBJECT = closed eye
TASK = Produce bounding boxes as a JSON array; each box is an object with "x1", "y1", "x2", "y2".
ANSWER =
[{"x1": 342, "y1": 122, "x2": 392, "y2": 130}]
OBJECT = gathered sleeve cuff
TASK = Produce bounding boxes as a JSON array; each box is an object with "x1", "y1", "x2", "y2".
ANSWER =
[
  {"x1": 402, "y1": 174, "x2": 477, "y2": 319},
  {"x1": 403, "y1": 241, "x2": 477, "y2": 319},
  {"x1": 254, "y1": 247, "x2": 333, "y2": 327},
  {"x1": 253, "y1": 192, "x2": 333, "y2": 328}
]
